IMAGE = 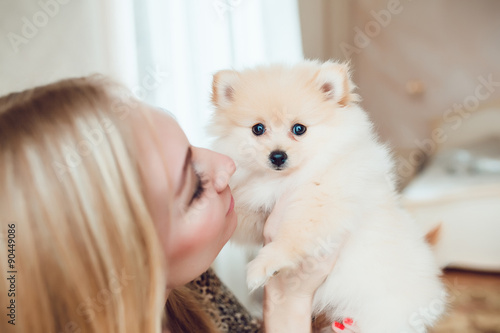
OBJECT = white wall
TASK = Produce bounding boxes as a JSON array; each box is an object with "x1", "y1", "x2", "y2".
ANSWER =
[{"x1": 0, "y1": 0, "x2": 137, "y2": 96}]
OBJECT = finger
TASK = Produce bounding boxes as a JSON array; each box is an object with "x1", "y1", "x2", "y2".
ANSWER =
[
  {"x1": 343, "y1": 318, "x2": 360, "y2": 333},
  {"x1": 332, "y1": 321, "x2": 346, "y2": 332}
]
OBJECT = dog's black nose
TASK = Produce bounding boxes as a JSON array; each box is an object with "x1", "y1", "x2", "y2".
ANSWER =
[{"x1": 269, "y1": 150, "x2": 287, "y2": 167}]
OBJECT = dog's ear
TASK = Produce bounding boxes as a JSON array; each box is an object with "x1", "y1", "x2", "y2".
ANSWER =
[
  {"x1": 212, "y1": 70, "x2": 240, "y2": 108},
  {"x1": 314, "y1": 61, "x2": 359, "y2": 107}
]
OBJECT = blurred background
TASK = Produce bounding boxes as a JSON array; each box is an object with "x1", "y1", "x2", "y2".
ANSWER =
[{"x1": 1, "y1": 0, "x2": 499, "y2": 331}]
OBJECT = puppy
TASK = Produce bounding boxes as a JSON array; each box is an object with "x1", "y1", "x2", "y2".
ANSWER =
[{"x1": 208, "y1": 60, "x2": 447, "y2": 333}]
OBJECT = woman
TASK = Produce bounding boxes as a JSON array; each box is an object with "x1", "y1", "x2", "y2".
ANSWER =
[{"x1": 0, "y1": 76, "x2": 343, "y2": 332}]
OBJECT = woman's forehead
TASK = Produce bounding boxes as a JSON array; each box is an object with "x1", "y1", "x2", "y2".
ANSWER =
[{"x1": 143, "y1": 107, "x2": 189, "y2": 188}]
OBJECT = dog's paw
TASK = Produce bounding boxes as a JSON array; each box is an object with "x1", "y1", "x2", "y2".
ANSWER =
[
  {"x1": 246, "y1": 259, "x2": 270, "y2": 292},
  {"x1": 246, "y1": 245, "x2": 298, "y2": 292},
  {"x1": 246, "y1": 256, "x2": 281, "y2": 292}
]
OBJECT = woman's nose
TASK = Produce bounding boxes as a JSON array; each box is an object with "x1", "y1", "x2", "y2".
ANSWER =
[{"x1": 213, "y1": 154, "x2": 236, "y2": 193}]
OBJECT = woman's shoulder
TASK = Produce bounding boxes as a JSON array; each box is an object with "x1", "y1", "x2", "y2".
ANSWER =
[{"x1": 187, "y1": 268, "x2": 262, "y2": 332}]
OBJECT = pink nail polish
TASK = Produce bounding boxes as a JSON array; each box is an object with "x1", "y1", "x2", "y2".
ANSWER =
[
  {"x1": 333, "y1": 321, "x2": 345, "y2": 330},
  {"x1": 344, "y1": 318, "x2": 353, "y2": 326}
]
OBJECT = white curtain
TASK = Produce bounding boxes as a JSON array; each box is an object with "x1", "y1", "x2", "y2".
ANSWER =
[{"x1": 129, "y1": 0, "x2": 304, "y2": 147}]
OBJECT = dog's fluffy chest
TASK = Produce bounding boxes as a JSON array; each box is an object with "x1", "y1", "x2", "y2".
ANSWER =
[{"x1": 230, "y1": 170, "x2": 295, "y2": 213}]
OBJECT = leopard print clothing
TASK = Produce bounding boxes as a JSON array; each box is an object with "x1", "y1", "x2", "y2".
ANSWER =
[{"x1": 188, "y1": 268, "x2": 263, "y2": 332}]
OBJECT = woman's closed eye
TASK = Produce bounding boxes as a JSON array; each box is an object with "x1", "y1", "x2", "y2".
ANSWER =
[{"x1": 189, "y1": 169, "x2": 208, "y2": 205}]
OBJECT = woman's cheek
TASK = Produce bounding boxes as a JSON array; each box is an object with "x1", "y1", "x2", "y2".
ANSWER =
[
  {"x1": 210, "y1": 196, "x2": 227, "y2": 229},
  {"x1": 172, "y1": 194, "x2": 228, "y2": 254},
  {"x1": 191, "y1": 196, "x2": 225, "y2": 237},
  {"x1": 168, "y1": 219, "x2": 218, "y2": 258}
]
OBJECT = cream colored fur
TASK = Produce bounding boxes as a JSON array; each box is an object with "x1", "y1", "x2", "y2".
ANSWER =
[{"x1": 208, "y1": 60, "x2": 447, "y2": 333}]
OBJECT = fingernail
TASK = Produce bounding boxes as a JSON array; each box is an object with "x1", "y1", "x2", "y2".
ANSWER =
[
  {"x1": 333, "y1": 321, "x2": 345, "y2": 330},
  {"x1": 344, "y1": 318, "x2": 353, "y2": 326}
]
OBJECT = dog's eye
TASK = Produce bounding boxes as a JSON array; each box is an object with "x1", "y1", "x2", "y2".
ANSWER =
[
  {"x1": 252, "y1": 123, "x2": 266, "y2": 136},
  {"x1": 291, "y1": 123, "x2": 307, "y2": 136}
]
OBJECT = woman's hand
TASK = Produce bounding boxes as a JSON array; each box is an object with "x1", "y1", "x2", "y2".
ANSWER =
[
  {"x1": 332, "y1": 318, "x2": 360, "y2": 333},
  {"x1": 262, "y1": 241, "x2": 339, "y2": 333}
]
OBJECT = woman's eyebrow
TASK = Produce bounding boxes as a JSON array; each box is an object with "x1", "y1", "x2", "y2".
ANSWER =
[{"x1": 176, "y1": 146, "x2": 192, "y2": 195}]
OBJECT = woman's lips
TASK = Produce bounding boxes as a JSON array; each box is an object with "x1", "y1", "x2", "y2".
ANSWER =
[{"x1": 226, "y1": 194, "x2": 234, "y2": 216}]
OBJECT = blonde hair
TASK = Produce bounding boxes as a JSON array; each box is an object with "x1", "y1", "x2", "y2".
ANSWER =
[{"x1": 0, "y1": 77, "x2": 167, "y2": 332}]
